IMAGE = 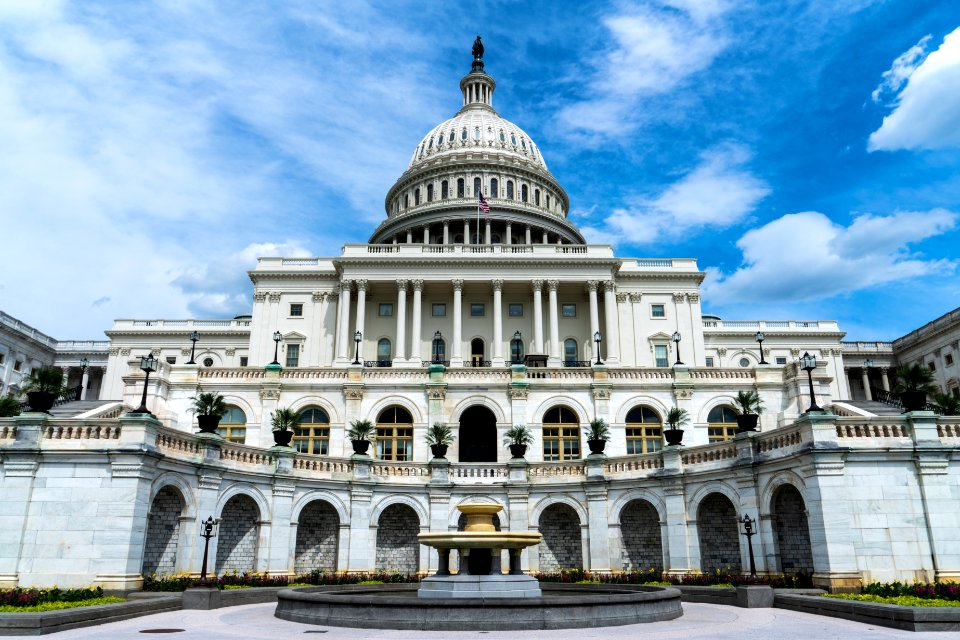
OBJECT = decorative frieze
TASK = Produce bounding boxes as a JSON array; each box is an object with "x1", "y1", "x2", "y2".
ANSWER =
[
  {"x1": 509, "y1": 386, "x2": 529, "y2": 400},
  {"x1": 343, "y1": 386, "x2": 364, "y2": 400},
  {"x1": 259, "y1": 388, "x2": 281, "y2": 400}
]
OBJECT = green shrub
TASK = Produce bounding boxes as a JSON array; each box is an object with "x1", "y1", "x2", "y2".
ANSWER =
[
  {"x1": 533, "y1": 569, "x2": 812, "y2": 588},
  {"x1": 0, "y1": 586, "x2": 106, "y2": 608},
  {"x1": 824, "y1": 593, "x2": 960, "y2": 607},
  {"x1": 861, "y1": 580, "x2": 960, "y2": 602},
  {"x1": 142, "y1": 570, "x2": 421, "y2": 592},
  {"x1": 0, "y1": 597, "x2": 123, "y2": 612}
]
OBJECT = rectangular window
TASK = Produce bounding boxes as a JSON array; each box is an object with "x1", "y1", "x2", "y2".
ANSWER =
[
  {"x1": 379, "y1": 303, "x2": 394, "y2": 317},
  {"x1": 239, "y1": 356, "x2": 249, "y2": 367},
  {"x1": 165, "y1": 356, "x2": 177, "y2": 365},
  {"x1": 651, "y1": 304, "x2": 665, "y2": 318},
  {"x1": 290, "y1": 303, "x2": 303, "y2": 317},
  {"x1": 654, "y1": 345, "x2": 668, "y2": 367},
  {"x1": 705, "y1": 356, "x2": 714, "y2": 367},
  {"x1": 776, "y1": 357, "x2": 787, "y2": 365},
  {"x1": 626, "y1": 426, "x2": 662, "y2": 454},
  {"x1": 217, "y1": 424, "x2": 247, "y2": 444},
  {"x1": 561, "y1": 303, "x2": 576, "y2": 318},
  {"x1": 542, "y1": 426, "x2": 581, "y2": 461},
  {"x1": 14, "y1": 361, "x2": 22, "y2": 372},
  {"x1": 376, "y1": 426, "x2": 413, "y2": 461},
  {"x1": 929, "y1": 361, "x2": 936, "y2": 372},
  {"x1": 285, "y1": 344, "x2": 300, "y2": 367},
  {"x1": 294, "y1": 426, "x2": 329, "y2": 455},
  {"x1": 508, "y1": 303, "x2": 524, "y2": 317},
  {"x1": 945, "y1": 353, "x2": 954, "y2": 366},
  {"x1": 0, "y1": 353, "x2": 4, "y2": 365},
  {"x1": 708, "y1": 425, "x2": 737, "y2": 443},
  {"x1": 432, "y1": 303, "x2": 446, "y2": 317},
  {"x1": 470, "y1": 303, "x2": 485, "y2": 317}
]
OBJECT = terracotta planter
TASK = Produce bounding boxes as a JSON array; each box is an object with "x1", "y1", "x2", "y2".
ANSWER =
[
  {"x1": 900, "y1": 391, "x2": 927, "y2": 412},
  {"x1": 587, "y1": 438, "x2": 606, "y2": 455},
  {"x1": 430, "y1": 443, "x2": 448, "y2": 459},
  {"x1": 273, "y1": 429, "x2": 294, "y2": 447},
  {"x1": 26, "y1": 391, "x2": 55, "y2": 413},
  {"x1": 509, "y1": 444, "x2": 527, "y2": 459},
  {"x1": 663, "y1": 428, "x2": 684, "y2": 446},
  {"x1": 735, "y1": 414, "x2": 759, "y2": 433},
  {"x1": 352, "y1": 439, "x2": 371, "y2": 455},
  {"x1": 197, "y1": 414, "x2": 222, "y2": 433}
]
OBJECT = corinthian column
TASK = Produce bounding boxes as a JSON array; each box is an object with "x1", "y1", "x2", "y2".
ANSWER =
[
  {"x1": 354, "y1": 279, "x2": 368, "y2": 353},
  {"x1": 547, "y1": 280, "x2": 560, "y2": 365},
  {"x1": 603, "y1": 281, "x2": 620, "y2": 365},
  {"x1": 451, "y1": 279, "x2": 463, "y2": 367},
  {"x1": 586, "y1": 280, "x2": 600, "y2": 360},
  {"x1": 532, "y1": 280, "x2": 544, "y2": 353},
  {"x1": 492, "y1": 279, "x2": 504, "y2": 366},
  {"x1": 410, "y1": 280, "x2": 423, "y2": 365},
  {"x1": 337, "y1": 280, "x2": 352, "y2": 361},
  {"x1": 396, "y1": 280, "x2": 408, "y2": 362}
]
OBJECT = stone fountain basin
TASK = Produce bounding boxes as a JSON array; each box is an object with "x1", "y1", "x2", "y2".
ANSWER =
[{"x1": 417, "y1": 531, "x2": 542, "y2": 549}]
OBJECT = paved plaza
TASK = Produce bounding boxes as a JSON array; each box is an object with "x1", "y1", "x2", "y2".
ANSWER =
[{"x1": 32, "y1": 602, "x2": 940, "y2": 640}]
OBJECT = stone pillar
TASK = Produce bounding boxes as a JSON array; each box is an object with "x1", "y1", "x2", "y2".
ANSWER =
[
  {"x1": 410, "y1": 280, "x2": 423, "y2": 365},
  {"x1": 266, "y1": 482, "x2": 295, "y2": 575},
  {"x1": 443, "y1": 220, "x2": 450, "y2": 245},
  {"x1": 464, "y1": 220, "x2": 470, "y2": 244},
  {"x1": 661, "y1": 449, "x2": 693, "y2": 574},
  {"x1": 492, "y1": 279, "x2": 504, "y2": 367},
  {"x1": 406, "y1": 230, "x2": 413, "y2": 243},
  {"x1": 542, "y1": 229, "x2": 549, "y2": 244},
  {"x1": 602, "y1": 281, "x2": 620, "y2": 365},
  {"x1": 525, "y1": 225, "x2": 532, "y2": 245},
  {"x1": 587, "y1": 281, "x2": 600, "y2": 360},
  {"x1": 347, "y1": 483, "x2": 374, "y2": 572},
  {"x1": 423, "y1": 226, "x2": 429, "y2": 244},
  {"x1": 506, "y1": 222, "x2": 512, "y2": 245},
  {"x1": 354, "y1": 280, "x2": 368, "y2": 350},
  {"x1": 80, "y1": 368, "x2": 90, "y2": 400},
  {"x1": 881, "y1": 369, "x2": 891, "y2": 392},
  {"x1": 395, "y1": 280, "x2": 408, "y2": 362},
  {"x1": 532, "y1": 280, "x2": 544, "y2": 354},
  {"x1": 547, "y1": 280, "x2": 560, "y2": 365},
  {"x1": 861, "y1": 369, "x2": 872, "y2": 401},
  {"x1": 451, "y1": 279, "x2": 463, "y2": 366},
  {"x1": 485, "y1": 219, "x2": 492, "y2": 245},
  {"x1": 337, "y1": 281, "x2": 352, "y2": 361}
]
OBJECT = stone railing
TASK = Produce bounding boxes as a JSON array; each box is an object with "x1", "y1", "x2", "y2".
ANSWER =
[
  {"x1": 606, "y1": 369, "x2": 675, "y2": 380},
  {"x1": 371, "y1": 462, "x2": 430, "y2": 479},
  {"x1": 451, "y1": 464, "x2": 508, "y2": 480},
  {"x1": 841, "y1": 341, "x2": 895, "y2": 353},
  {"x1": 681, "y1": 442, "x2": 736, "y2": 465},
  {"x1": 0, "y1": 424, "x2": 15, "y2": 440},
  {"x1": 360, "y1": 369, "x2": 427, "y2": 382},
  {"x1": 529, "y1": 461, "x2": 585, "y2": 478},
  {"x1": 339, "y1": 243, "x2": 615, "y2": 259},
  {"x1": 443, "y1": 369, "x2": 511, "y2": 382},
  {"x1": 0, "y1": 310, "x2": 58, "y2": 348},
  {"x1": 937, "y1": 418, "x2": 960, "y2": 438},
  {"x1": 282, "y1": 369, "x2": 348, "y2": 380},
  {"x1": 702, "y1": 319, "x2": 838, "y2": 331},
  {"x1": 834, "y1": 417, "x2": 910, "y2": 439},
  {"x1": 43, "y1": 420, "x2": 122, "y2": 441},
  {"x1": 220, "y1": 443, "x2": 274, "y2": 466},
  {"x1": 292, "y1": 456, "x2": 353, "y2": 475},
  {"x1": 605, "y1": 455, "x2": 663, "y2": 474},
  {"x1": 688, "y1": 369, "x2": 757, "y2": 380},
  {"x1": 198, "y1": 368, "x2": 265, "y2": 380},
  {"x1": 116, "y1": 318, "x2": 252, "y2": 329},
  {"x1": 157, "y1": 429, "x2": 201, "y2": 455},
  {"x1": 527, "y1": 368, "x2": 593, "y2": 381},
  {"x1": 754, "y1": 426, "x2": 805, "y2": 454}
]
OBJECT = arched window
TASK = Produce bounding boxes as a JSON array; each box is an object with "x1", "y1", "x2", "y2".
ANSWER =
[
  {"x1": 414, "y1": 188, "x2": 421, "y2": 205},
  {"x1": 490, "y1": 178, "x2": 499, "y2": 198},
  {"x1": 404, "y1": 194, "x2": 409, "y2": 209},
  {"x1": 473, "y1": 177, "x2": 481, "y2": 197},
  {"x1": 473, "y1": 127, "x2": 481, "y2": 141},
  {"x1": 427, "y1": 138, "x2": 433, "y2": 150},
  {"x1": 376, "y1": 407, "x2": 413, "y2": 461},
  {"x1": 708, "y1": 405, "x2": 739, "y2": 443},
  {"x1": 625, "y1": 406, "x2": 662, "y2": 454},
  {"x1": 461, "y1": 128, "x2": 468, "y2": 141},
  {"x1": 457, "y1": 178, "x2": 465, "y2": 198},
  {"x1": 432, "y1": 337, "x2": 446, "y2": 364},
  {"x1": 448, "y1": 130, "x2": 455, "y2": 143},
  {"x1": 377, "y1": 338, "x2": 392, "y2": 365},
  {"x1": 437, "y1": 134, "x2": 443, "y2": 147},
  {"x1": 543, "y1": 406, "x2": 580, "y2": 461},
  {"x1": 506, "y1": 181, "x2": 514, "y2": 199},
  {"x1": 471, "y1": 338, "x2": 485, "y2": 367},
  {"x1": 217, "y1": 406, "x2": 247, "y2": 443},
  {"x1": 426, "y1": 184, "x2": 433, "y2": 202},
  {"x1": 563, "y1": 338, "x2": 578, "y2": 365},
  {"x1": 535, "y1": 189, "x2": 541, "y2": 206},
  {"x1": 499, "y1": 130, "x2": 505, "y2": 142},
  {"x1": 546, "y1": 194, "x2": 550, "y2": 209},
  {"x1": 510, "y1": 133, "x2": 517, "y2": 145},
  {"x1": 521, "y1": 138, "x2": 527, "y2": 150},
  {"x1": 295, "y1": 407, "x2": 330, "y2": 455},
  {"x1": 521, "y1": 184, "x2": 528, "y2": 202},
  {"x1": 441, "y1": 180, "x2": 448, "y2": 199}
]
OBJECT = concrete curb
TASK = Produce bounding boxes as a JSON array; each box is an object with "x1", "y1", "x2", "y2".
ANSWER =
[
  {"x1": 0, "y1": 596, "x2": 182, "y2": 636},
  {"x1": 775, "y1": 593, "x2": 960, "y2": 632}
]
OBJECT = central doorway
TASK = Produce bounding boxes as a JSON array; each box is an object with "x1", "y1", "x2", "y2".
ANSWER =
[{"x1": 458, "y1": 405, "x2": 497, "y2": 462}]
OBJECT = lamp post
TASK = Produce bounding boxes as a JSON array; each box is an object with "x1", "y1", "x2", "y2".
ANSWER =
[
  {"x1": 187, "y1": 330, "x2": 200, "y2": 364},
  {"x1": 353, "y1": 331, "x2": 362, "y2": 365},
  {"x1": 801, "y1": 351, "x2": 822, "y2": 412},
  {"x1": 432, "y1": 331, "x2": 444, "y2": 364},
  {"x1": 511, "y1": 330, "x2": 523, "y2": 365},
  {"x1": 738, "y1": 514, "x2": 758, "y2": 577},
  {"x1": 594, "y1": 331, "x2": 603, "y2": 365},
  {"x1": 271, "y1": 331, "x2": 282, "y2": 365},
  {"x1": 197, "y1": 515, "x2": 219, "y2": 587},
  {"x1": 672, "y1": 331, "x2": 684, "y2": 365},
  {"x1": 129, "y1": 354, "x2": 157, "y2": 416},
  {"x1": 77, "y1": 357, "x2": 89, "y2": 400},
  {"x1": 755, "y1": 331, "x2": 767, "y2": 365}
]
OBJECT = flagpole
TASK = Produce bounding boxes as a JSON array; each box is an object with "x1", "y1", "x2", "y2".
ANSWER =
[{"x1": 476, "y1": 194, "x2": 480, "y2": 245}]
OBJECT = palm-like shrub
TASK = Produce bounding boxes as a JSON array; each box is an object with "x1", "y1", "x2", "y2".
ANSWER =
[
  {"x1": 190, "y1": 392, "x2": 227, "y2": 416},
  {"x1": 931, "y1": 391, "x2": 960, "y2": 416},
  {"x1": 666, "y1": 407, "x2": 689, "y2": 430},
  {"x1": 22, "y1": 367, "x2": 65, "y2": 395},
  {"x1": 893, "y1": 364, "x2": 936, "y2": 394},
  {"x1": 347, "y1": 419, "x2": 375, "y2": 442},
  {"x1": 585, "y1": 418, "x2": 610, "y2": 441},
  {"x1": 0, "y1": 396, "x2": 21, "y2": 417},
  {"x1": 734, "y1": 390, "x2": 764, "y2": 415},
  {"x1": 271, "y1": 407, "x2": 299, "y2": 432},
  {"x1": 504, "y1": 424, "x2": 533, "y2": 446},
  {"x1": 424, "y1": 422, "x2": 455, "y2": 446}
]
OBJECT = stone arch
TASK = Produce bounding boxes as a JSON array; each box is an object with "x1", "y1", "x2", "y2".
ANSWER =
[
  {"x1": 759, "y1": 471, "x2": 809, "y2": 513},
  {"x1": 218, "y1": 395, "x2": 258, "y2": 425},
  {"x1": 538, "y1": 503, "x2": 582, "y2": 571},
  {"x1": 771, "y1": 484, "x2": 814, "y2": 575},
  {"x1": 292, "y1": 490, "x2": 349, "y2": 524},
  {"x1": 530, "y1": 396, "x2": 590, "y2": 424},
  {"x1": 216, "y1": 485, "x2": 271, "y2": 523},
  {"x1": 615, "y1": 396, "x2": 670, "y2": 424},
  {"x1": 370, "y1": 494, "x2": 429, "y2": 526},
  {"x1": 530, "y1": 495, "x2": 589, "y2": 526},
  {"x1": 216, "y1": 494, "x2": 261, "y2": 574},
  {"x1": 149, "y1": 474, "x2": 196, "y2": 519},
  {"x1": 610, "y1": 490, "x2": 666, "y2": 525},
  {"x1": 294, "y1": 500, "x2": 340, "y2": 574},
  {"x1": 450, "y1": 395, "x2": 507, "y2": 424},
  {"x1": 288, "y1": 396, "x2": 342, "y2": 424},
  {"x1": 697, "y1": 493, "x2": 741, "y2": 573},
  {"x1": 458, "y1": 404, "x2": 498, "y2": 462},
  {"x1": 375, "y1": 503, "x2": 420, "y2": 573},
  {"x1": 686, "y1": 481, "x2": 741, "y2": 522},
  {"x1": 729, "y1": 350, "x2": 757, "y2": 368},
  {"x1": 367, "y1": 395, "x2": 425, "y2": 425},
  {"x1": 195, "y1": 351, "x2": 223, "y2": 367},
  {"x1": 696, "y1": 395, "x2": 740, "y2": 424},
  {"x1": 619, "y1": 499, "x2": 663, "y2": 571},
  {"x1": 142, "y1": 485, "x2": 185, "y2": 577}
]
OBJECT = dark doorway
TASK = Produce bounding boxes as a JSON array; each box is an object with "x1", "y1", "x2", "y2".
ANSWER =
[{"x1": 459, "y1": 405, "x2": 497, "y2": 462}]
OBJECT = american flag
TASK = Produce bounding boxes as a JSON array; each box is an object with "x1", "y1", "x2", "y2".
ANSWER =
[{"x1": 478, "y1": 192, "x2": 491, "y2": 213}]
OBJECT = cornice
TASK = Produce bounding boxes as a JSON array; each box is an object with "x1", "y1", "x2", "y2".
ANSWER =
[{"x1": 332, "y1": 257, "x2": 622, "y2": 270}]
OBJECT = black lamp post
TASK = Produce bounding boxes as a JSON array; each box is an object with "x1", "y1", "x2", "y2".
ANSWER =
[
  {"x1": 738, "y1": 514, "x2": 758, "y2": 577},
  {"x1": 197, "y1": 515, "x2": 219, "y2": 587},
  {"x1": 187, "y1": 330, "x2": 200, "y2": 364},
  {"x1": 271, "y1": 331, "x2": 282, "y2": 365},
  {"x1": 594, "y1": 331, "x2": 603, "y2": 365},
  {"x1": 672, "y1": 331, "x2": 683, "y2": 365},
  {"x1": 801, "y1": 351, "x2": 822, "y2": 412},
  {"x1": 755, "y1": 331, "x2": 767, "y2": 365},
  {"x1": 353, "y1": 331, "x2": 362, "y2": 365},
  {"x1": 77, "y1": 357, "x2": 89, "y2": 400},
  {"x1": 129, "y1": 354, "x2": 157, "y2": 416},
  {"x1": 432, "y1": 330, "x2": 443, "y2": 364},
  {"x1": 511, "y1": 330, "x2": 523, "y2": 364}
]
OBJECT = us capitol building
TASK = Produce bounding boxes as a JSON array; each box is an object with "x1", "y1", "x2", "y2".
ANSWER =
[{"x1": 2, "y1": 40, "x2": 958, "y2": 593}]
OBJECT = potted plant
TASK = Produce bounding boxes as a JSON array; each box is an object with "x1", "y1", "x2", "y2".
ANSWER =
[
  {"x1": 504, "y1": 424, "x2": 533, "y2": 459},
  {"x1": 931, "y1": 390, "x2": 960, "y2": 416},
  {"x1": 347, "y1": 419, "x2": 375, "y2": 455},
  {"x1": 0, "y1": 395, "x2": 21, "y2": 418},
  {"x1": 22, "y1": 366, "x2": 66, "y2": 413},
  {"x1": 894, "y1": 364, "x2": 936, "y2": 412},
  {"x1": 585, "y1": 418, "x2": 610, "y2": 455},
  {"x1": 271, "y1": 407, "x2": 298, "y2": 447},
  {"x1": 425, "y1": 422, "x2": 455, "y2": 459},
  {"x1": 664, "y1": 407, "x2": 689, "y2": 446},
  {"x1": 733, "y1": 390, "x2": 764, "y2": 433},
  {"x1": 191, "y1": 392, "x2": 228, "y2": 433}
]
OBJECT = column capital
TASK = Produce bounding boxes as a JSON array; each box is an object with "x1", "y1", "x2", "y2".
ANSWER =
[
  {"x1": 602, "y1": 280, "x2": 616, "y2": 293},
  {"x1": 411, "y1": 279, "x2": 424, "y2": 291},
  {"x1": 491, "y1": 279, "x2": 503, "y2": 291},
  {"x1": 268, "y1": 291, "x2": 282, "y2": 302},
  {"x1": 328, "y1": 290, "x2": 339, "y2": 301},
  {"x1": 616, "y1": 292, "x2": 628, "y2": 303},
  {"x1": 547, "y1": 279, "x2": 559, "y2": 291},
  {"x1": 355, "y1": 279, "x2": 368, "y2": 292},
  {"x1": 585, "y1": 280, "x2": 599, "y2": 292},
  {"x1": 452, "y1": 279, "x2": 464, "y2": 291},
  {"x1": 686, "y1": 292, "x2": 700, "y2": 303},
  {"x1": 672, "y1": 292, "x2": 686, "y2": 303},
  {"x1": 340, "y1": 279, "x2": 353, "y2": 292},
  {"x1": 254, "y1": 290, "x2": 268, "y2": 302},
  {"x1": 531, "y1": 279, "x2": 543, "y2": 292},
  {"x1": 397, "y1": 279, "x2": 409, "y2": 291},
  {"x1": 312, "y1": 291, "x2": 326, "y2": 302}
]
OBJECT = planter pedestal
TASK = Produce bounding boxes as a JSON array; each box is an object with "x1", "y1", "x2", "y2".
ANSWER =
[{"x1": 183, "y1": 587, "x2": 221, "y2": 610}]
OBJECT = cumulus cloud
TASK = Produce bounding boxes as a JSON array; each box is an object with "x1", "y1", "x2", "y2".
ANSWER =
[
  {"x1": 704, "y1": 209, "x2": 958, "y2": 302},
  {"x1": 869, "y1": 28, "x2": 960, "y2": 151},
  {"x1": 582, "y1": 143, "x2": 769, "y2": 244}
]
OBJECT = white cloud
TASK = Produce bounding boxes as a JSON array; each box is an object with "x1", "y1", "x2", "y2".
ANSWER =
[
  {"x1": 595, "y1": 144, "x2": 769, "y2": 244},
  {"x1": 704, "y1": 209, "x2": 958, "y2": 302},
  {"x1": 869, "y1": 28, "x2": 960, "y2": 151}
]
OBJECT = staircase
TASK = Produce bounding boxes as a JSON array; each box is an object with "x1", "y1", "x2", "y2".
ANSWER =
[
  {"x1": 838, "y1": 400, "x2": 904, "y2": 416},
  {"x1": 47, "y1": 400, "x2": 119, "y2": 418}
]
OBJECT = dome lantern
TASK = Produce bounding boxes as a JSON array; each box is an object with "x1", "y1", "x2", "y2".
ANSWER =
[{"x1": 460, "y1": 36, "x2": 495, "y2": 110}]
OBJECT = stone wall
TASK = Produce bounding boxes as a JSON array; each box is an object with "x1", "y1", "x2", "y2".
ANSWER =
[
  {"x1": 772, "y1": 485, "x2": 814, "y2": 574},
  {"x1": 141, "y1": 487, "x2": 183, "y2": 576},
  {"x1": 294, "y1": 500, "x2": 339, "y2": 574},
  {"x1": 620, "y1": 499, "x2": 662, "y2": 570},
  {"x1": 697, "y1": 493, "x2": 741, "y2": 573},
  {"x1": 375, "y1": 504, "x2": 419, "y2": 573},
  {"x1": 216, "y1": 495, "x2": 259, "y2": 574},
  {"x1": 538, "y1": 504, "x2": 582, "y2": 571}
]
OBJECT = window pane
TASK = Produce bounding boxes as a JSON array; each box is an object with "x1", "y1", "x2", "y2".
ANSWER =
[
  {"x1": 379, "y1": 303, "x2": 393, "y2": 317},
  {"x1": 655, "y1": 345, "x2": 668, "y2": 367},
  {"x1": 470, "y1": 303, "x2": 485, "y2": 317},
  {"x1": 651, "y1": 304, "x2": 665, "y2": 318},
  {"x1": 508, "y1": 303, "x2": 523, "y2": 317},
  {"x1": 432, "y1": 303, "x2": 446, "y2": 317},
  {"x1": 286, "y1": 344, "x2": 300, "y2": 367},
  {"x1": 561, "y1": 304, "x2": 576, "y2": 317},
  {"x1": 290, "y1": 303, "x2": 303, "y2": 316}
]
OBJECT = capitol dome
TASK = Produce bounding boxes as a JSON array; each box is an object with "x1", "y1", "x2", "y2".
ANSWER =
[{"x1": 372, "y1": 38, "x2": 583, "y2": 245}]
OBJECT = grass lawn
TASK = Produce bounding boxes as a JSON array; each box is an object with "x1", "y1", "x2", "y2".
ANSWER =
[
  {"x1": 823, "y1": 594, "x2": 960, "y2": 607},
  {"x1": 0, "y1": 597, "x2": 125, "y2": 613}
]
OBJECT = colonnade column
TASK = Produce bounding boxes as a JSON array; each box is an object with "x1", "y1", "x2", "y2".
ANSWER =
[
  {"x1": 423, "y1": 226, "x2": 429, "y2": 244},
  {"x1": 395, "y1": 280, "x2": 408, "y2": 362},
  {"x1": 464, "y1": 221, "x2": 470, "y2": 244},
  {"x1": 451, "y1": 279, "x2": 463, "y2": 367},
  {"x1": 443, "y1": 221, "x2": 450, "y2": 245},
  {"x1": 492, "y1": 279, "x2": 504, "y2": 367},
  {"x1": 531, "y1": 280, "x2": 544, "y2": 354},
  {"x1": 602, "y1": 281, "x2": 620, "y2": 365},
  {"x1": 881, "y1": 369, "x2": 891, "y2": 392},
  {"x1": 587, "y1": 281, "x2": 600, "y2": 360},
  {"x1": 505, "y1": 222, "x2": 512, "y2": 245},
  {"x1": 861, "y1": 368, "x2": 873, "y2": 401},
  {"x1": 485, "y1": 220, "x2": 492, "y2": 245},
  {"x1": 547, "y1": 280, "x2": 560, "y2": 365},
  {"x1": 410, "y1": 280, "x2": 423, "y2": 365},
  {"x1": 336, "y1": 281, "x2": 352, "y2": 361},
  {"x1": 525, "y1": 226, "x2": 532, "y2": 245},
  {"x1": 80, "y1": 368, "x2": 90, "y2": 400},
  {"x1": 354, "y1": 280, "x2": 368, "y2": 360},
  {"x1": 542, "y1": 230, "x2": 549, "y2": 244},
  {"x1": 406, "y1": 230, "x2": 413, "y2": 243}
]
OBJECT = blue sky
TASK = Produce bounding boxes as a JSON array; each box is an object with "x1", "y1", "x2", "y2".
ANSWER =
[{"x1": 1, "y1": 0, "x2": 958, "y2": 341}]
